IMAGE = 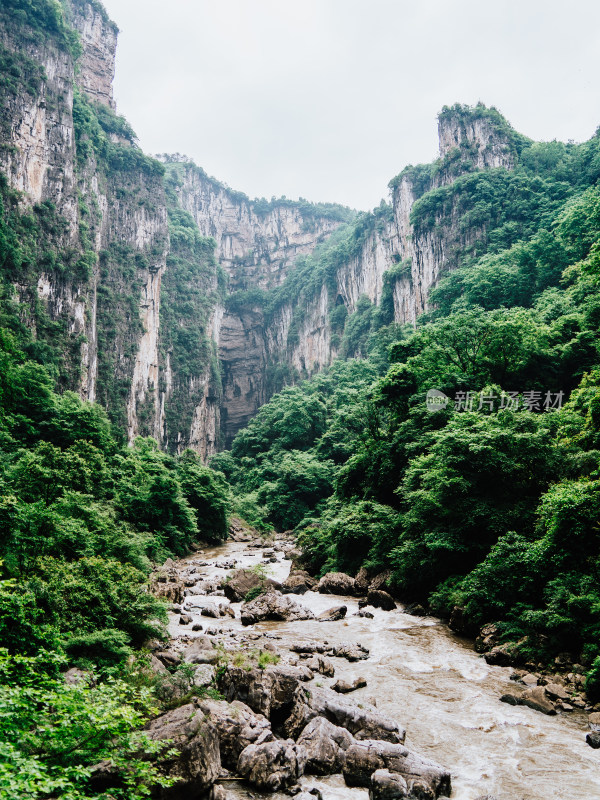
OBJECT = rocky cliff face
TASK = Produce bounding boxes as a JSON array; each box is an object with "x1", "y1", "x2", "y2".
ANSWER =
[
  {"x1": 66, "y1": 0, "x2": 118, "y2": 108},
  {"x1": 0, "y1": 3, "x2": 521, "y2": 457},
  {"x1": 170, "y1": 160, "x2": 347, "y2": 290}
]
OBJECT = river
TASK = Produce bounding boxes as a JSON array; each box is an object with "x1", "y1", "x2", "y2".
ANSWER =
[{"x1": 166, "y1": 538, "x2": 599, "y2": 800}]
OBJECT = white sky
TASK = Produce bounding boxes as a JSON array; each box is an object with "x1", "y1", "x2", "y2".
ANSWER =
[{"x1": 101, "y1": 0, "x2": 600, "y2": 211}]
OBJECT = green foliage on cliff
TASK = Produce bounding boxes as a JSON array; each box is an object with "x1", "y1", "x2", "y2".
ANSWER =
[
  {"x1": 1, "y1": 0, "x2": 82, "y2": 57},
  {"x1": 222, "y1": 116, "x2": 600, "y2": 676},
  {"x1": 159, "y1": 168, "x2": 225, "y2": 448}
]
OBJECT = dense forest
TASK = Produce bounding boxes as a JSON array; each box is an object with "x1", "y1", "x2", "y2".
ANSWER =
[{"x1": 214, "y1": 127, "x2": 600, "y2": 694}]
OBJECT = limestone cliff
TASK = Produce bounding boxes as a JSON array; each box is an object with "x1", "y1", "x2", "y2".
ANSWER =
[
  {"x1": 166, "y1": 158, "x2": 351, "y2": 290},
  {"x1": 0, "y1": 2, "x2": 530, "y2": 457}
]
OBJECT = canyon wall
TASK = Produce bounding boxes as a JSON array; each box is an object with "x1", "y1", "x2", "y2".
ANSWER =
[{"x1": 0, "y1": 1, "x2": 520, "y2": 455}]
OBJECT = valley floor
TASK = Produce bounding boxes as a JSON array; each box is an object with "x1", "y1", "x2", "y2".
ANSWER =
[{"x1": 153, "y1": 533, "x2": 599, "y2": 800}]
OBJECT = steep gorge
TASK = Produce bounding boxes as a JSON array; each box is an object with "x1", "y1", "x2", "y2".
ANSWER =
[{"x1": 0, "y1": 0, "x2": 535, "y2": 456}]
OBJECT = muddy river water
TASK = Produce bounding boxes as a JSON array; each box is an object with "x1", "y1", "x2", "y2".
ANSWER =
[{"x1": 166, "y1": 539, "x2": 599, "y2": 800}]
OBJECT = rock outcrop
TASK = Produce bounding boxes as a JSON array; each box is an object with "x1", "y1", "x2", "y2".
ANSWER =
[
  {"x1": 222, "y1": 568, "x2": 280, "y2": 602},
  {"x1": 237, "y1": 739, "x2": 307, "y2": 791},
  {"x1": 240, "y1": 591, "x2": 315, "y2": 626},
  {"x1": 297, "y1": 716, "x2": 355, "y2": 775},
  {"x1": 343, "y1": 740, "x2": 451, "y2": 798},
  {"x1": 285, "y1": 685, "x2": 406, "y2": 744},
  {"x1": 145, "y1": 704, "x2": 221, "y2": 796},
  {"x1": 197, "y1": 698, "x2": 274, "y2": 770}
]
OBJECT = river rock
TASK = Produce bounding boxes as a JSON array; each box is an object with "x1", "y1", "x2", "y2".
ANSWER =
[
  {"x1": 448, "y1": 606, "x2": 474, "y2": 635},
  {"x1": 198, "y1": 698, "x2": 274, "y2": 769},
  {"x1": 369, "y1": 768, "x2": 409, "y2": 799},
  {"x1": 241, "y1": 591, "x2": 315, "y2": 625},
  {"x1": 317, "y1": 572, "x2": 357, "y2": 596},
  {"x1": 145, "y1": 703, "x2": 220, "y2": 796},
  {"x1": 333, "y1": 677, "x2": 367, "y2": 694},
  {"x1": 297, "y1": 716, "x2": 355, "y2": 774},
  {"x1": 318, "y1": 605, "x2": 347, "y2": 621},
  {"x1": 586, "y1": 731, "x2": 600, "y2": 749},
  {"x1": 404, "y1": 603, "x2": 427, "y2": 617},
  {"x1": 544, "y1": 682, "x2": 569, "y2": 701},
  {"x1": 155, "y1": 649, "x2": 181, "y2": 667},
  {"x1": 500, "y1": 686, "x2": 556, "y2": 715},
  {"x1": 285, "y1": 685, "x2": 405, "y2": 744},
  {"x1": 281, "y1": 570, "x2": 318, "y2": 595},
  {"x1": 588, "y1": 711, "x2": 600, "y2": 730},
  {"x1": 209, "y1": 786, "x2": 235, "y2": 800},
  {"x1": 294, "y1": 793, "x2": 323, "y2": 800},
  {"x1": 522, "y1": 686, "x2": 557, "y2": 715},
  {"x1": 183, "y1": 635, "x2": 219, "y2": 665},
  {"x1": 520, "y1": 673, "x2": 539, "y2": 687},
  {"x1": 291, "y1": 641, "x2": 328, "y2": 655},
  {"x1": 179, "y1": 613, "x2": 193, "y2": 625},
  {"x1": 237, "y1": 740, "x2": 307, "y2": 791},
  {"x1": 201, "y1": 604, "x2": 221, "y2": 618},
  {"x1": 475, "y1": 623, "x2": 501, "y2": 653},
  {"x1": 332, "y1": 642, "x2": 370, "y2": 661},
  {"x1": 367, "y1": 590, "x2": 396, "y2": 611},
  {"x1": 368, "y1": 571, "x2": 392, "y2": 592},
  {"x1": 355, "y1": 607, "x2": 375, "y2": 619},
  {"x1": 483, "y1": 645, "x2": 513, "y2": 666},
  {"x1": 218, "y1": 663, "x2": 313, "y2": 720},
  {"x1": 63, "y1": 667, "x2": 89, "y2": 685},
  {"x1": 222, "y1": 568, "x2": 281, "y2": 602},
  {"x1": 305, "y1": 654, "x2": 335, "y2": 677},
  {"x1": 343, "y1": 740, "x2": 451, "y2": 798},
  {"x1": 193, "y1": 664, "x2": 216, "y2": 687},
  {"x1": 151, "y1": 570, "x2": 185, "y2": 604}
]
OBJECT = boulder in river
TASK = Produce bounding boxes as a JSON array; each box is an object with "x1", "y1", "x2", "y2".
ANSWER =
[
  {"x1": 281, "y1": 570, "x2": 318, "y2": 594},
  {"x1": 500, "y1": 686, "x2": 556, "y2": 715},
  {"x1": 145, "y1": 703, "x2": 220, "y2": 797},
  {"x1": 475, "y1": 622, "x2": 501, "y2": 654},
  {"x1": 285, "y1": 685, "x2": 405, "y2": 744},
  {"x1": 237, "y1": 739, "x2": 307, "y2": 791},
  {"x1": 318, "y1": 605, "x2": 347, "y2": 621},
  {"x1": 218, "y1": 663, "x2": 313, "y2": 720},
  {"x1": 222, "y1": 568, "x2": 280, "y2": 602},
  {"x1": 317, "y1": 572, "x2": 357, "y2": 596},
  {"x1": 332, "y1": 642, "x2": 370, "y2": 661},
  {"x1": 343, "y1": 740, "x2": 451, "y2": 798},
  {"x1": 586, "y1": 731, "x2": 600, "y2": 749},
  {"x1": 297, "y1": 716, "x2": 355, "y2": 774},
  {"x1": 367, "y1": 590, "x2": 396, "y2": 611},
  {"x1": 355, "y1": 607, "x2": 375, "y2": 619},
  {"x1": 197, "y1": 698, "x2": 274, "y2": 769},
  {"x1": 201, "y1": 604, "x2": 221, "y2": 618},
  {"x1": 183, "y1": 635, "x2": 219, "y2": 665},
  {"x1": 240, "y1": 591, "x2": 315, "y2": 625},
  {"x1": 333, "y1": 676, "x2": 367, "y2": 694},
  {"x1": 483, "y1": 645, "x2": 514, "y2": 666},
  {"x1": 369, "y1": 768, "x2": 409, "y2": 799},
  {"x1": 305, "y1": 654, "x2": 335, "y2": 677}
]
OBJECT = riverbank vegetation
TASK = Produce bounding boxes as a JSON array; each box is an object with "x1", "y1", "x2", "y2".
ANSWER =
[{"x1": 0, "y1": 314, "x2": 229, "y2": 795}]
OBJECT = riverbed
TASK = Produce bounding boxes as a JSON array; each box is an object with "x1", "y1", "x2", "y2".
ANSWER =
[{"x1": 167, "y1": 538, "x2": 599, "y2": 800}]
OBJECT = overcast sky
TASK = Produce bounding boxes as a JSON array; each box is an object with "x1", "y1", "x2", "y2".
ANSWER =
[{"x1": 100, "y1": 0, "x2": 600, "y2": 211}]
